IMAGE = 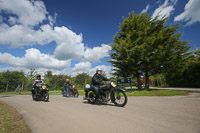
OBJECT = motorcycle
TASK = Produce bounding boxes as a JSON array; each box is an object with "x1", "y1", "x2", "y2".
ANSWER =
[
  {"x1": 32, "y1": 82, "x2": 49, "y2": 102},
  {"x1": 83, "y1": 81, "x2": 128, "y2": 107},
  {"x1": 62, "y1": 85, "x2": 79, "y2": 97}
]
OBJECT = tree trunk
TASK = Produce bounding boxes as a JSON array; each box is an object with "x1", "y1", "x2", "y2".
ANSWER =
[
  {"x1": 6, "y1": 81, "x2": 8, "y2": 92},
  {"x1": 145, "y1": 72, "x2": 149, "y2": 89},
  {"x1": 22, "y1": 81, "x2": 24, "y2": 91},
  {"x1": 136, "y1": 73, "x2": 142, "y2": 90}
]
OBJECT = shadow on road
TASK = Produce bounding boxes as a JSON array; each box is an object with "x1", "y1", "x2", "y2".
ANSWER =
[
  {"x1": 0, "y1": 95, "x2": 15, "y2": 98},
  {"x1": 82, "y1": 101, "x2": 124, "y2": 108}
]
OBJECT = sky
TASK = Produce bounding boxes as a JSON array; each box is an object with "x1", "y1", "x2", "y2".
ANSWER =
[{"x1": 0, "y1": 0, "x2": 200, "y2": 77}]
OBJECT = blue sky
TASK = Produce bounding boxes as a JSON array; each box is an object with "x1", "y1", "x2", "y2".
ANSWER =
[{"x1": 0, "y1": 0, "x2": 200, "y2": 77}]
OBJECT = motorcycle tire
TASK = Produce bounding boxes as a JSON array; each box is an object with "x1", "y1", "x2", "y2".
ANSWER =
[
  {"x1": 32, "y1": 94, "x2": 36, "y2": 100},
  {"x1": 113, "y1": 89, "x2": 127, "y2": 107},
  {"x1": 87, "y1": 91, "x2": 96, "y2": 104},
  {"x1": 74, "y1": 90, "x2": 79, "y2": 97},
  {"x1": 43, "y1": 92, "x2": 49, "y2": 102}
]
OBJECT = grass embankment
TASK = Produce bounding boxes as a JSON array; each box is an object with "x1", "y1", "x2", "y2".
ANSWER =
[{"x1": 0, "y1": 101, "x2": 31, "y2": 133}]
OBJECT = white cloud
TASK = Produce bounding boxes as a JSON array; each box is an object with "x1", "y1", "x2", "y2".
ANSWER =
[
  {"x1": 72, "y1": 62, "x2": 92, "y2": 72},
  {"x1": 0, "y1": 0, "x2": 113, "y2": 76},
  {"x1": 53, "y1": 26, "x2": 85, "y2": 60},
  {"x1": 0, "y1": 0, "x2": 111, "y2": 62},
  {"x1": 84, "y1": 44, "x2": 111, "y2": 62},
  {"x1": 141, "y1": 4, "x2": 150, "y2": 14},
  {"x1": 0, "y1": 66, "x2": 69, "y2": 77},
  {"x1": 152, "y1": 0, "x2": 177, "y2": 20},
  {"x1": 0, "y1": 48, "x2": 71, "y2": 70},
  {"x1": 70, "y1": 62, "x2": 112, "y2": 77},
  {"x1": 174, "y1": 0, "x2": 200, "y2": 26},
  {"x1": 0, "y1": 24, "x2": 54, "y2": 47},
  {"x1": 0, "y1": 0, "x2": 47, "y2": 26}
]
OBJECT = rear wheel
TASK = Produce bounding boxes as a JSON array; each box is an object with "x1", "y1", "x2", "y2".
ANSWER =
[{"x1": 113, "y1": 89, "x2": 127, "y2": 107}]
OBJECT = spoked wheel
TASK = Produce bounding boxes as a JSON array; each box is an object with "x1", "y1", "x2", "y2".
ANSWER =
[
  {"x1": 113, "y1": 89, "x2": 127, "y2": 107},
  {"x1": 32, "y1": 94, "x2": 36, "y2": 100},
  {"x1": 87, "y1": 91, "x2": 96, "y2": 104},
  {"x1": 74, "y1": 90, "x2": 79, "y2": 97},
  {"x1": 43, "y1": 92, "x2": 49, "y2": 102}
]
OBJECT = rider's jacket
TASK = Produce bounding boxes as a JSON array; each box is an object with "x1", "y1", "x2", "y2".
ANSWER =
[
  {"x1": 64, "y1": 82, "x2": 72, "y2": 89},
  {"x1": 91, "y1": 73, "x2": 109, "y2": 86},
  {"x1": 33, "y1": 79, "x2": 44, "y2": 88}
]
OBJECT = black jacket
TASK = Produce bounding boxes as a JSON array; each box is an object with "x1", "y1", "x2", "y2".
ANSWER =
[
  {"x1": 64, "y1": 82, "x2": 72, "y2": 89},
  {"x1": 92, "y1": 73, "x2": 109, "y2": 86}
]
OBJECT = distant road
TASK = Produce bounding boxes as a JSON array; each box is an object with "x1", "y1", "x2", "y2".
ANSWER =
[
  {"x1": 0, "y1": 93, "x2": 200, "y2": 133},
  {"x1": 127, "y1": 87, "x2": 200, "y2": 92},
  {"x1": 152, "y1": 87, "x2": 200, "y2": 92}
]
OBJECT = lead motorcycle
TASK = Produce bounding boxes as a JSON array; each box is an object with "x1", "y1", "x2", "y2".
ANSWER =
[
  {"x1": 32, "y1": 82, "x2": 49, "y2": 102},
  {"x1": 83, "y1": 81, "x2": 128, "y2": 107}
]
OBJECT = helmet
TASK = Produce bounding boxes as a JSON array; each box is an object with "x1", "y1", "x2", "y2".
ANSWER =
[
  {"x1": 96, "y1": 68, "x2": 102, "y2": 74},
  {"x1": 37, "y1": 75, "x2": 41, "y2": 80}
]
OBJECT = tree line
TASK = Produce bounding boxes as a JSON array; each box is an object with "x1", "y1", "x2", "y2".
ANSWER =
[{"x1": 0, "y1": 70, "x2": 92, "y2": 92}]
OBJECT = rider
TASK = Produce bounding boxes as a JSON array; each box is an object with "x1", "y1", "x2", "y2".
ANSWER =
[
  {"x1": 64, "y1": 79, "x2": 72, "y2": 96},
  {"x1": 32, "y1": 75, "x2": 44, "y2": 94},
  {"x1": 91, "y1": 68, "x2": 109, "y2": 99}
]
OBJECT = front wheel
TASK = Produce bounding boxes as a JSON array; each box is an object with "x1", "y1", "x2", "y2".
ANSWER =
[
  {"x1": 112, "y1": 89, "x2": 127, "y2": 107},
  {"x1": 43, "y1": 91, "x2": 49, "y2": 102},
  {"x1": 74, "y1": 90, "x2": 79, "y2": 97}
]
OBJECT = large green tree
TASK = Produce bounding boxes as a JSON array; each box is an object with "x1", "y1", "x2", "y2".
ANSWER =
[{"x1": 109, "y1": 12, "x2": 190, "y2": 89}]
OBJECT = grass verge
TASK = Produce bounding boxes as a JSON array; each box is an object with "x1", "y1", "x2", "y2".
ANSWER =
[
  {"x1": 0, "y1": 89, "x2": 189, "y2": 96},
  {"x1": 0, "y1": 101, "x2": 31, "y2": 133},
  {"x1": 126, "y1": 89, "x2": 189, "y2": 96}
]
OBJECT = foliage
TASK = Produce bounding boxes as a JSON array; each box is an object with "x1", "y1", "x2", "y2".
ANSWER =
[
  {"x1": 165, "y1": 48, "x2": 200, "y2": 87},
  {"x1": 109, "y1": 11, "x2": 191, "y2": 88},
  {"x1": 0, "y1": 71, "x2": 27, "y2": 92},
  {"x1": 73, "y1": 73, "x2": 92, "y2": 89},
  {"x1": 44, "y1": 73, "x2": 71, "y2": 90}
]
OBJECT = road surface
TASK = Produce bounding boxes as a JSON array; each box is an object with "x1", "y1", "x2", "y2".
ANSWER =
[{"x1": 0, "y1": 93, "x2": 200, "y2": 133}]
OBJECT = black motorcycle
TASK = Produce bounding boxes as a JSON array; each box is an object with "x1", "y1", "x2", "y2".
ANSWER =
[
  {"x1": 83, "y1": 81, "x2": 128, "y2": 107},
  {"x1": 32, "y1": 82, "x2": 49, "y2": 102}
]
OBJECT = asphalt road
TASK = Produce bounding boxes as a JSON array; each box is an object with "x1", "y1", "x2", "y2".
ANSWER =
[{"x1": 0, "y1": 93, "x2": 200, "y2": 133}]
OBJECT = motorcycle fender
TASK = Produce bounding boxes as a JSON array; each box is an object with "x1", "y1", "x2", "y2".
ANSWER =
[{"x1": 110, "y1": 91, "x2": 115, "y2": 103}]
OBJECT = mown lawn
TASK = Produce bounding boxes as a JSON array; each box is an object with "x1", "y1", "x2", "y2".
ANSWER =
[{"x1": 0, "y1": 89, "x2": 189, "y2": 96}]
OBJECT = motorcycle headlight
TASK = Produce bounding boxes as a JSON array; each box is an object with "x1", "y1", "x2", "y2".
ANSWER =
[
  {"x1": 85, "y1": 84, "x2": 90, "y2": 89},
  {"x1": 111, "y1": 82, "x2": 116, "y2": 87},
  {"x1": 42, "y1": 85, "x2": 46, "y2": 89}
]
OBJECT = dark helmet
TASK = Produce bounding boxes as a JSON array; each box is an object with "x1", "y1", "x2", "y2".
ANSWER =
[
  {"x1": 96, "y1": 68, "x2": 102, "y2": 74},
  {"x1": 37, "y1": 75, "x2": 41, "y2": 79}
]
